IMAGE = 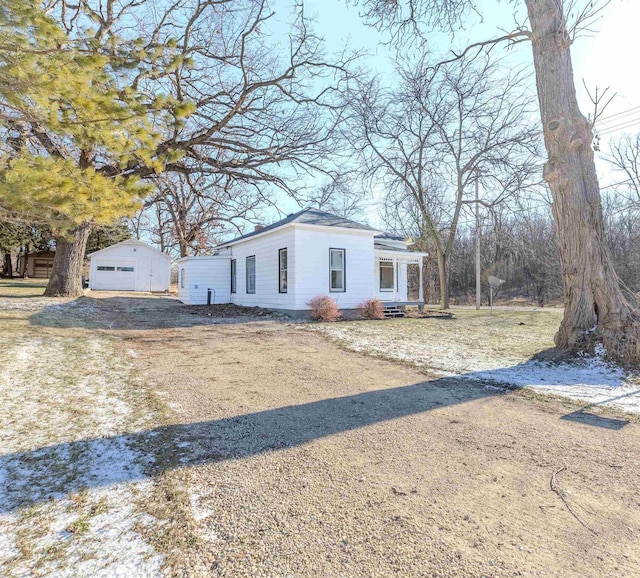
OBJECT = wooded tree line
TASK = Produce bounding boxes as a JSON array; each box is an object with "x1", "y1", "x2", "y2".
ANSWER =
[{"x1": 419, "y1": 172, "x2": 640, "y2": 307}]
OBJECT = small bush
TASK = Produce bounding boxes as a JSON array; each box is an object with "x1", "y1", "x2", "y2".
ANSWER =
[
  {"x1": 358, "y1": 298, "x2": 385, "y2": 320},
  {"x1": 308, "y1": 295, "x2": 341, "y2": 322}
]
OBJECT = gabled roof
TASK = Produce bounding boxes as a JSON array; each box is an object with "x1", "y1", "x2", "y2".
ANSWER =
[
  {"x1": 87, "y1": 239, "x2": 170, "y2": 260},
  {"x1": 217, "y1": 207, "x2": 380, "y2": 248}
]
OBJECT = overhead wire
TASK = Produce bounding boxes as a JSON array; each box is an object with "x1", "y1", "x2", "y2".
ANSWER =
[
  {"x1": 595, "y1": 105, "x2": 640, "y2": 137},
  {"x1": 596, "y1": 105, "x2": 640, "y2": 124}
]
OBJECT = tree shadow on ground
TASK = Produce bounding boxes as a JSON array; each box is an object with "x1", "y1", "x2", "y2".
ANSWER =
[
  {"x1": 1, "y1": 375, "x2": 499, "y2": 515},
  {"x1": 561, "y1": 410, "x2": 629, "y2": 430},
  {"x1": 2, "y1": 365, "x2": 636, "y2": 516}
]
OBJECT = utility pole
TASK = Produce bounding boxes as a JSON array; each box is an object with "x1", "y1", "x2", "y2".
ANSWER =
[{"x1": 475, "y1": 171, "x2": 481, "y2": 310}]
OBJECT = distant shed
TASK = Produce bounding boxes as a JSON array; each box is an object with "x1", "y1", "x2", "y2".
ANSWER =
[
  {"x1": 88, "y1": 240, "x2": 171, "y2": 292},
  {"x1": 17, "y1": 251, "x2": 55, "y2": 278}
]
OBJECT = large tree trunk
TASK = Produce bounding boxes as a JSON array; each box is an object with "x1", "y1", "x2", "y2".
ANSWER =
[
  {"x1": 3, "y1": 252, "x2": 13, "y2": 278},
  {"x1": 44, "y1": 223, "x2": 92, "y2": 297},
  {"x1": 525, "y1": 0, "x2": 640, "y2": 361},
  {"x1": 436, "y1": 245, "x2": 450, "y2": 309}
]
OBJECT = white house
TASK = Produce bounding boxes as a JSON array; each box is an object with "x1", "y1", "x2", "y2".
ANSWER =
[
  {"x1": 88, "y1": 239, "x2": 171, "y2": 292},
  {"x1": 177, "y1": 208, "x2": 427, "y2": 315}
]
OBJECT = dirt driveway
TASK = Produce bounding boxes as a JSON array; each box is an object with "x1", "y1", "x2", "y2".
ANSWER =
[{"x1": 89, "y1": 293, "x2": 639, "y2": 578}]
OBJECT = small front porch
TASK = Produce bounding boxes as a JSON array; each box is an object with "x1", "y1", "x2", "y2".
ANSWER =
[{"x1": 374, "y1": 246, "x2": 428, "y2": 305}]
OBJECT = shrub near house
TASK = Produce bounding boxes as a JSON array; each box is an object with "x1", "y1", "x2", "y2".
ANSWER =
[
  {"x1": 308, "y1": 295, "x2": 341, "y2": 322},
  {"x1": 358, "y1": 298, "x2": 385, "y2": 320}
]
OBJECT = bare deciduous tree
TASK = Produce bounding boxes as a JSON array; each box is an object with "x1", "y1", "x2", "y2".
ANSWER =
[
  {"x1": 10, "y1": 0, "x2": 357, "y2": 290},
  {"x1": 303, "y1": 174, "x2": 368, "y2": 219},
  {"x1": 350, "y1": 53, "x2": 540, "y2": 308},
  {"x1": 606, "y1": 134, "x2": 640, "y2": 210},
  {"x1": 139, "y1": 173, "x2": 267, "y2": 257}
]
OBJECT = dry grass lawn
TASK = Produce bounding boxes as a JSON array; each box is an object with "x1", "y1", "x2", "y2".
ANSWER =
[
  {"x1": 0, "y1": 278, "x2": 47, "y2": 298},
  {"x1": 311, "y1": 308, "x2": 563, "y2": 375}
]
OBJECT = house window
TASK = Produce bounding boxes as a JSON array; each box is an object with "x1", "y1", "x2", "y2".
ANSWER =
[
  {"x1": 97, "y1": 266, "x2": 115, "y2": 271},
  {"x1": 329, "y1": 248, "x2": 345, "y2": 292},
  {"x1": 246, "y1": 255, "x2": 256, "y2": 294},
  {"x1": 117, "y1": 266, "x2": 134, "y2": 272},
  {"x1": 380, "y1": 261, "x2": 394, "y2": 291},
  {"x1": 180, "y1": 268, "x2": 185, "y2": 289},
  {"x1": 230, "y1": 259, "x2": 236, "y2": 294},
  {"x1": 279, "y1": 248, "x2": 287, "y2": 293}
]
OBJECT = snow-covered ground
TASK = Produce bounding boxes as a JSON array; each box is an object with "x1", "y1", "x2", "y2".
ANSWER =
[
  {"x1": 0, "y1": 301, "x2": 167, "y2": 577},
  {"x1": 311, "y1": 321, "x2": 640, "y2": 415}
]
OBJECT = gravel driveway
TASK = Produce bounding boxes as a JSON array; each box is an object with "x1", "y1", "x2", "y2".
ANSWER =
[{"x1": 102, "y1": 295, "x2": 640, "y2": 578}]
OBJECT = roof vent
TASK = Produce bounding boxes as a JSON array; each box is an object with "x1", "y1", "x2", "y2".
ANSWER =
[{"x1": 254, "y1": 224, "x2": 264, "y2": 231}]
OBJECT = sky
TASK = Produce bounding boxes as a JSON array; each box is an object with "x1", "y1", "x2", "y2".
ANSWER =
[{"x1": 263, "y1": 0, "x2": 640, "y2": 228}]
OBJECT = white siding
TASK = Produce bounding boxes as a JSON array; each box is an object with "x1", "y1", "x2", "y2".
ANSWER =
[
  {"x1": 229, "y1": 228, "x2": 296, "y2": 309},
  {"x1": 89, "y1": 241, "x2": 170, "y2": 292},
  {"x1": 293, "y1": 226, "x2": 376, "y2": 310},
  {"x1": 177, "y1": 256, "x2": 231, "y2": 305},
  {"x1": 177, "y1": 226, "x2": 413, "y2": 312}
]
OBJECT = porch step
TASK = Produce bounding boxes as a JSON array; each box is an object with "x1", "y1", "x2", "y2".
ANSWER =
[{"x1": 383, "y1": 306, "x2": 404, "y2": 318}]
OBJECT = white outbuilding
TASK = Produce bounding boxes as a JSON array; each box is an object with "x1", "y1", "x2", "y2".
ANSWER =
[{"x1": 88, "y1": 239, "x2": 171, "y2": 292}]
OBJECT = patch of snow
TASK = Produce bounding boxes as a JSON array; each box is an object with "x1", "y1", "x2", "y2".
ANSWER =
[
  {"x1": 312, "y1": 323, "x2": 640, "y2": 415},
  {"x1": 469, "y1": 356, "x2": 640, "y2": 414},
  {"x1": 0, "y1": 301, "x2": 167, "y2": 577},
  {"x1": 189, "y1": 492, "x2": 215, "y2": 522}
]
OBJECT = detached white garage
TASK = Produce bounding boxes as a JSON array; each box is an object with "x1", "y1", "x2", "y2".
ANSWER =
[{"x1": 88, "y1": 240, "x2": 171, "y2": 292}]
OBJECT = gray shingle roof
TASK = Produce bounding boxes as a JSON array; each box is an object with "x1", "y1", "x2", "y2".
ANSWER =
[
  {"x1": 375, "y1": 232, "x2": 406, "y2": 242},
  {"x1": 217, "y1": 207, "x2": 379, "y2": 247},
  {"x1": 374, "y1": 241, "x2": 409, "y2": 252}
]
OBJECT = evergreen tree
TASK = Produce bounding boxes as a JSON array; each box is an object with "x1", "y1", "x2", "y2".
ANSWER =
[{"x1": 0, "y1": 0, "x2": 190, "y2": 295}]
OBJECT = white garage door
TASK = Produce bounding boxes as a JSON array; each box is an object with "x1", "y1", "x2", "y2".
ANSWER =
[{"x1": 93, "y1": 260, "x2": 136, "y2": 291}]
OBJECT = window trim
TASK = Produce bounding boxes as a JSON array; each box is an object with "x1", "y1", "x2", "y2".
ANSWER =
[
  {"x1": 230, "y1": 259, "x2": 236, "y2": 294},
  {"x1": 379, "y1": 260, "x2": 395, "y2": 292},
  {"x1": 278, "y1": 248, "x2": 288, "y2": 293},
  {"x1": 246, "y1": 255, "x2": 256, "y2": 294},
  {"x1": 329, "y1": 248, "x2": 346, "y2": 293}
]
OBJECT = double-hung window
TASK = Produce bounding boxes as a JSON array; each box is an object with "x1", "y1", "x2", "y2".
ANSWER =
[
  {"x1": 246, "y1": 255, "x2": 256, "y2": 294},
  {"x1": 230, "y1": 259, "x2": 236, "y2": 294},
  {"x1": 329, "y1": 248, "x2": 345, "y2": 292},
  {"x1": 379, "y1": 261, "x2": 394, "y2": 291},
  {"x1": 279, "y1": 248, "x2": 288, "y2": 293}
]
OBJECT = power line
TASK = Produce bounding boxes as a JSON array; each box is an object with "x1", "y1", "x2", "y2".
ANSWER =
[
  {"x1": 597, "y1": 119, "x2": 640, "y2": 137},
  {"x1": 596, "y1": 105, "x2": 640, "y2": 124},
  {"x1": 601, "y1": 177, "x2": 636, "y2": 191}
]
